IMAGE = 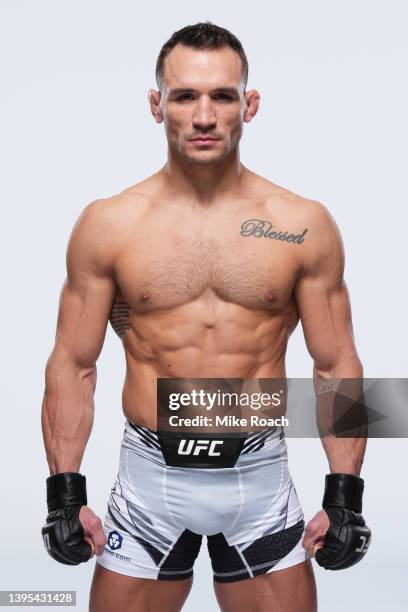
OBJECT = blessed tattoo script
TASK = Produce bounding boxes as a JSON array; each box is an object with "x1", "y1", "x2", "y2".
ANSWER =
[{"x1": 240, "y1": 219, "x2": 308, "y2": 244}]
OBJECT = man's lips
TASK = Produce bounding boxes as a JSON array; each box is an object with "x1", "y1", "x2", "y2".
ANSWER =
[{"x1": 190, "y1": 137, "x2": 219, "y2": 141}]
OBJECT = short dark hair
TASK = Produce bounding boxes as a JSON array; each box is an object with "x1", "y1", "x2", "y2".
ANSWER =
[{"x1": 155, "y1": 21, "x2": 248, "y2": 90}]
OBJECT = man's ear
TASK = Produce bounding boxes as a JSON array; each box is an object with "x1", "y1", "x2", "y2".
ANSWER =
[
  {"x1": 243, "y1": 89, "x2": 260, "y2": 123},
  {"x1": 148, "y1": 88, "x2": 164, "y2": 123}
]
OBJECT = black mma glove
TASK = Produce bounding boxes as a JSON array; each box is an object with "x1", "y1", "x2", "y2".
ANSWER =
[
  {"x1": 315, "y1": 473, "x2": 371, "y2": 570},
  {"x1": 41, "y1": 472, "x2": 92, "y2": 565}
]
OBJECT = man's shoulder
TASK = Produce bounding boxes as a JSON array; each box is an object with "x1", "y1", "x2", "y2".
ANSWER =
[
  {"x1": 78, "y1": 184, "x2": 153, "y2": 229},
  {"x1": 256, "y1": 179, "x2": 343, "y2": 269},
  {"x1": 69, "y1": 186, "x2": 152, "y2": 271},
  {"x1": 260, "y1": 181, "x2": 332, "y2": 226},
  {"x1": 248, "y1": 173, "x2": 329, "y2": 216},
  {"x1": 87, "y1": 184, "x2": 151, "y2": 213},
  {"x1": 280, "y1": 193, "x2": 343, "y2": 271}
]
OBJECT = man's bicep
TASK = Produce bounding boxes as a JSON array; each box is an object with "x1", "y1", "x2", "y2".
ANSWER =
[
  {"x1": 295, "y1": 273, "x2": 357, "y2": 372},
  {"x1": 294, "y1": 204, "x2": 361, "y2": 375},
  {"x1": 48, "y1": 202, "x2": 117, "y2": 372}
]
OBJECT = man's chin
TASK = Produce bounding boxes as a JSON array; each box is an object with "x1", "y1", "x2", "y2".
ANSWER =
[{"x1": 182, "y1": 151, "x2": 229, "y2": 166}]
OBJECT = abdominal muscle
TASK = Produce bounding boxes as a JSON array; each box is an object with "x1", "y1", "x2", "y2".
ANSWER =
[{"x1": 120, "y1": 298, "x2": 297, "y2": 429}]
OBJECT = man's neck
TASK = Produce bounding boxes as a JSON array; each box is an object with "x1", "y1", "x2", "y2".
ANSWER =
[{"x1": 160, "y1": 147, "x2": 249, "y2": 205}]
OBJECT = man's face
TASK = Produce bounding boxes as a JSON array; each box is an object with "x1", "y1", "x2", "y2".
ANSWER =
[{"x1": 153, "y1": 45, "x2": 252, "y2": 166}]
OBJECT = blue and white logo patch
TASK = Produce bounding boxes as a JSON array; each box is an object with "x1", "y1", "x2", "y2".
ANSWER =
[{"x1": 107, "y1": 530, "x2": 123, "y2": 550}]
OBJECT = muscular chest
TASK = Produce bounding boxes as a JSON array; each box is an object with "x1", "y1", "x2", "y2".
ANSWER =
[{"x1": 113, "y1": 212, "x2": 303, "y2": 312}]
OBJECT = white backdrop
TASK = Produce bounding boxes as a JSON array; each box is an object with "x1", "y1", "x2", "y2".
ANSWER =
[{"x1": 1, "y1": 1, "x2": 407, "y2": 610}]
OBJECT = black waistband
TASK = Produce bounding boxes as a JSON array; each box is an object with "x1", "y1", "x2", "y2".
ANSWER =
[{"x1": 128, "y1": 421, "x2": 279, "y2": 469}]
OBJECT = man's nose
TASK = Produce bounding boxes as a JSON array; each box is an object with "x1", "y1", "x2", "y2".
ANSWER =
[{"x1": 192, "y1": 97, "x2": 216, "y2": 130}]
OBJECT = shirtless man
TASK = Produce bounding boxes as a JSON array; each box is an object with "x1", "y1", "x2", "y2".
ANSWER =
[{"x1": 41, "y1": 22, "x2": 371, "y2": 612}]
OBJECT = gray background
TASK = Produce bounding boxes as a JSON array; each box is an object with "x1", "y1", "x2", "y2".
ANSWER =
[{"x1": 1, "y1": 0, "x2": 407, "y2": 610}]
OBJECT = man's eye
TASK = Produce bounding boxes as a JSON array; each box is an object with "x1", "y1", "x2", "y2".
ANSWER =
[
  {"x1": 174, "y1": 93, "x2": 233, "y2": 101},
  {"x1": 176, "y1": 94, "x2": 194, "y2": 101},
  {"x1": 214, "y1": 94, "x2": 233, "y2": 101}
]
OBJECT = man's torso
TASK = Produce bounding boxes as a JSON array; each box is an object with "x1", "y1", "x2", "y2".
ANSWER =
[{"x1": 99, "y1": 171, "x2": 314, "y2": 427}]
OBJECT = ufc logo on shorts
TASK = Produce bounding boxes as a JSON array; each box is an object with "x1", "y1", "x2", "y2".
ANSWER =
[
  {"x1": 177, "y1": 439, "x2": 224, "y2": 456},
  {"x1": 355, "y1": 535, "x2": 369, "y2": 554}
]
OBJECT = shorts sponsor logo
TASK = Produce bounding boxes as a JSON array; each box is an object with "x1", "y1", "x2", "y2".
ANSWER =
[
  {"x1": 177, "y1": 439, "x2": 223, "y2": 456},
  {"x1": 108, "y1": 530, "x2": 123, "y2": 551},
  {"x1": 104, "y1": 548, "x2": 131, "y2": 563}
]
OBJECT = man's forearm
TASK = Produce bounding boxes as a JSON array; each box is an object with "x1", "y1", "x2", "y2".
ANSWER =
[
  {"x1": 320, "y1": 435, "x2": 366, "y2": 475},
  {"x1": 313, "y1": 362, "x2": 367, "y2": 475},
  {"x1": 41, "y1": 363, "x2": 96, "y2": 474}
]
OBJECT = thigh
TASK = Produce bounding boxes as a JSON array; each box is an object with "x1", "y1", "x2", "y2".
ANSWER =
[
  {"x1": 213, "y1": 560, "x2": 317, "y2": 612},
  {"x1": 89, "y1": 563, "x2": 193, "y2": 612}
]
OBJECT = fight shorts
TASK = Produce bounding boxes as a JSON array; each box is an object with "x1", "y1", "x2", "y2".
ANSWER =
[{"x1": 96, "y1": 420, "x2": 309, "y2": 583}]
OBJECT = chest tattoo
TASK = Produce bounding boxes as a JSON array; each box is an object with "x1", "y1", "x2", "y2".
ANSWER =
[{"x1": 240, "y1": 218, "x2": 308, "y2": 244}]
